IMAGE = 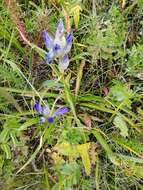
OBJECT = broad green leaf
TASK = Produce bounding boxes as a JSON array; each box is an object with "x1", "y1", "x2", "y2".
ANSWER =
[
  {"x1": 54, "y1": 142, "x2": 91, "y2": 175},
  {"x1": 113, "y1": 115, "x2": 128, "y2": 137},
  {"x1": 54, "y1": 142, "x2": 78, "y2": 156},
  {"x1": 77, "y1": 143, "x2": 91, "y2": 176}
]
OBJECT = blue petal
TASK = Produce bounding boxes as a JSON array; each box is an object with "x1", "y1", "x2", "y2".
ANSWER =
[
  {"x1": 48, "y1": 117, "x2": 54, "y2": 123},
  {"x1": 53, "y1": 37, "x2": 66, "y2": 57},
  {"x1": 58, "y1": 54, "x2": 69, "y2": 73},
  {"x1": 64, "y1": 33, "x2": 73, "y2": 54},
  {"x1": 34, "y1": 102, "x2": 42, "y2": 114},
  {"x1": 42, "y1": 31, "x2": 53, "y2": 49},
  {"x1": 65, "y1": 33, "x2": 72, "y2": 53},
  {"x1": 55, "y1": 107, "x2": 69, "y2": 116},
  {"x1": 40, "y1": 117, "x2": 46, "y2": 124},
  {"x1": 45, "y1": 50, "x2": 54, "y2": 64},
  {"x1": 55, "y1": 19, "x2": 64, "y2": 38},
  {"x1": 41, "y1": 105, "x2": 50, "y2": 116}
]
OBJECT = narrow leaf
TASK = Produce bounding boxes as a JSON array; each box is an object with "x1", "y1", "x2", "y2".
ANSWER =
[
  {"x1": 1, "y1": 144, "x2": 11, "y2": 159},
  {"x1": 18, "y1": 118, "x2": 39, "y2": 131},
  {"x1": 71, "y1": 5, "x2": 82, "y2": 29}
]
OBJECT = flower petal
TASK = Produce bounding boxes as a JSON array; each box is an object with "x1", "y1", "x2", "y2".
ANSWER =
[
  {"x1": 54, "y1": 19, "x2": 66, "y2": 57},
  {"x1": 55, "y1": 19, "x2": 64, "y2": 39},
  {"x1": 41, "y1": 105, "x2": 50, "y2": 116},
  {"x1": 34, "y1": 102, "x2": 42, "y2": 114},
  {"x1": 45, "y1": 50, "x2": 54, "y2": 64},
  {"x1": 42, "y1": 31, "x2": 53, "y2": 49},
  {"x1": 53, "y1": 36, "x2": 66, "y2": 58},
  {"x1": 55, "y1": 107, "x2": 69, "y2": 116},
  {"x1": 58, "y1": 54, "x2": 69, "y2": 73},
  {"x1": 40, "y1": 117, "x2": 46, "y2": 124},
  {"x1": 53, "y1": 43, "x2": 61, "y2": 54},
  {"x1": 65, "y1": 33, "x2": 72, "y2": 54},
  {"x1": 48, "y1": 117, "x2": 54, "y2": 124}
]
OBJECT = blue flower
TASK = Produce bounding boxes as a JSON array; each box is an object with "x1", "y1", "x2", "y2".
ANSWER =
[
  {"x1": 33, "y1": 101, "x2": 42, "y2": 114},
  {"x1": 42, "y1": 19, "x2": 72, "y2": 73},
  {"x1": 34, "y1": 102, "x2": 69, "y2": 124},
  {"x1": 54, "y1": 107, "x2": 69, "y2": 116}
]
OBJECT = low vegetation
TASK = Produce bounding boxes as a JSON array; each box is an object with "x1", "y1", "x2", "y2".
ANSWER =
[{"x1": 0, "y1": 0, "x2": 143, "y2": 189}]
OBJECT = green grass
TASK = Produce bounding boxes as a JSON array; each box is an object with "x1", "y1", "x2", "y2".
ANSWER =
[{"x1": 1, "y1": 0, "x2": 143, "y2": 189}]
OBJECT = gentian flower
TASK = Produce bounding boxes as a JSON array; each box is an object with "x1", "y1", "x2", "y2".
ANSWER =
[
  {"x1": 34, "y1": 101, "x2": 69, "y2": 124},
  {"x1": 42, "y1": 19, "x2": 72, "y2": 73}
]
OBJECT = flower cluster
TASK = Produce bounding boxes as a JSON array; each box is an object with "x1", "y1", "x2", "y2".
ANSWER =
[
  {"x1": 42, "y1": 19, "x2": 72, "y2": 73},
  {"x1": 34, "y1": 101, "x2": 69, "y2": 124}
]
